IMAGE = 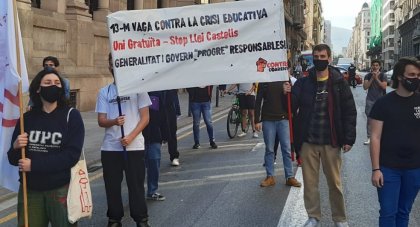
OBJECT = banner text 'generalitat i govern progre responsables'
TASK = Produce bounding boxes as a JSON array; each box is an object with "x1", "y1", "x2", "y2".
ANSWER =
[{"x1": 107, "y1": 0, "x2": 288, "y2": 95}]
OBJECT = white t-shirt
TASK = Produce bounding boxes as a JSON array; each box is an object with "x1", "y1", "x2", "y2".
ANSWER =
[
  {"x1": 290, "y1": 76, "x2": 297, "y2": 85},
  {"x1": 95, "y1": 84, "x2": 151, "y2": 151},
  {"x1": 238, "y1": 83, "x2": 255, "y2": 95}
]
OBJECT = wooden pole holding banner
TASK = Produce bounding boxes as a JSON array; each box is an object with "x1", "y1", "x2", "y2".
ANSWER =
[{"x1": 12, "y1": 0, "x2": 29, "y2": 226}]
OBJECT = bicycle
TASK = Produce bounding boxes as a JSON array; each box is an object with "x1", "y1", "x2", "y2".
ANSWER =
[{"x1": 226, "y1": 93, "x2": 250, "y2": 138}]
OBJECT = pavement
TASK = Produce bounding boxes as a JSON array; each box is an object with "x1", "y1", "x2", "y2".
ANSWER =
[{"x1": 0, "y1": 87, "x2": 233, "y2": 203}]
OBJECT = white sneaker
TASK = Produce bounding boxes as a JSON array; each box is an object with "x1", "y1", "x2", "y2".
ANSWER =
[
  {"x1": 363, "y1": 138, "x2": 370, "y2": 145},
  {"x1": 304, "y1": 217, "x2": 320, "y2": 227},
  {"x1": 334, "y1": 221, "x2": 349, "y2": 227},
  {"x1": 237, "y1": 131, "x2": 246, "y2": 137},
  {"x1": 252, "y1": 132, "x2": 259, "y2": 138},
  {"x1": 171, "y1": 158, "x2": 179, "y2": 166}
]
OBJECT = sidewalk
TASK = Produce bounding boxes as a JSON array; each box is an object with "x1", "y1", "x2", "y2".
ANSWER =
[{"x1": 0, "y1": 88, "x2": 233, "y2": 202}]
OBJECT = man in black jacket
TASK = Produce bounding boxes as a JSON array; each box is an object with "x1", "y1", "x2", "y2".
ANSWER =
[
  {"x1": 284, "y1": 44, "x2": 356, "y2": 227},
  {"x1": 348, "y1": 63, "x2": 357, "y2": 88}
]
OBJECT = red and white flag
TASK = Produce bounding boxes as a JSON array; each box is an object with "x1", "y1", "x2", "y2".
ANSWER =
[{"x1": 0, "y1": 0, "x2": 29, "y2": 192}]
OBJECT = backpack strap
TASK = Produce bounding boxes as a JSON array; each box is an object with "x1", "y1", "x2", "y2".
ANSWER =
[
  {"x1": 66, "y1": 107, "x2": 85, "y2": 161},
  {"x1": 67, "y1": 107, "x2": 74, "y2": 123}
]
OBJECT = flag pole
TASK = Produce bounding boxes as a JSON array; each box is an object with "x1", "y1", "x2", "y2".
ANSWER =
[{"x1": 12, "y1": 0, "x2": 29, "y2": 226}]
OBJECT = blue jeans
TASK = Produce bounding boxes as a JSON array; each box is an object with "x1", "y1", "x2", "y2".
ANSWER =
[
  {"x1": 262, "y1": 120, "x2": 293, "y2": 178},
  {"x1": 145, "y1": 143, "x2": 162, "y2": 196},
  {"x1": 191, "y1": 101, "x2": 214, "y2": 144},
  {"x1": 377, "y1": 166, "x2": 420, "y2": 227}
]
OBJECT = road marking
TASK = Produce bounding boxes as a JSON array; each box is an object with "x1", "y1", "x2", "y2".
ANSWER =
[
  {"x1": 251, "y1": 142, "x2": 265, "y2": 152},
  {"x1": 177, "y1": 110, "x2": 229, "y2": 140},
  {"x1": 0, "y1": 213, "x2": 16, "y2": 224},
  {"x1": 277, "y1": 167, "x2": 308, "y2": 227},
  {"x1": 177, "y1": 108, "x2": 230, "y2": 135},
  {"x1": 159, "y1": 169, "x2": 266, "y2": 188},
  {"x1": 0, "y1": 196, "x2": 17, "y2": 224}
]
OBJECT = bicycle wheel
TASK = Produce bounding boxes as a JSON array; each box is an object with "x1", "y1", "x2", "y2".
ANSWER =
[
  {"x1": 241, "y1": 116, "x2": 251, "y2": 133},
  {"x1": 227, "y1": 108, "x2": 239, "y2": 139}
]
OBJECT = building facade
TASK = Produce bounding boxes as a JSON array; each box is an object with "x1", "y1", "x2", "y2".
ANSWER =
[
  {"x1": 382, "y1": 0, "x2": 396, "y2": 70},
  {"x1": 283, "y1": 0, "x2": 307, "y2": 66},
  {"x1": 323, "y1": 20, "x2": 332, "y2": 48},
  {"x1": 303, "y1": 0, "x2": 324, "y2": 50},
  {"x1": 394, "y1": 0, "x2": 420, "y2": 59},
  {"x1": 347, "y1": 3, "x2": 371, "y2": 69}
]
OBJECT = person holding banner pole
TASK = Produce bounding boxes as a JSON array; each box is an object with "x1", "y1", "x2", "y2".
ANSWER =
[
  {"x1": 254, "y1": 81, "x2": 302, "y2": 188},
  {"x1": 8, "y1": 69, "x2": 85, "y2": 227},
  {"x1": 96, "y1": 53, "x2": 151, "y2": 227}
]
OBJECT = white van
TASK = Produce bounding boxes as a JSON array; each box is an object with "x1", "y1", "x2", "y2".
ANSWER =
[{"x1": 337, "y1": 58, "x2": 354, "y2": 69}]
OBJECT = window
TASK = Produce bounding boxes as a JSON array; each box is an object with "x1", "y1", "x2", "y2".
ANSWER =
[
  {"x1": 85, "y1": 0, "x2": 98, "y2": 14},
  {"x1": 69, "y1": 90, "x2": 78, "y2": 109},
  {"x1": 127, "y1": 0, "x2": 134, "y2": 10},
  {"x1": 31, "y1": 0, "x2": 40, "y2": 8}
]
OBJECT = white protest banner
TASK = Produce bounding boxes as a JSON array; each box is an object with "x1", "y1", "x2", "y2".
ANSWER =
[{"x1": 107, "y1": 0, "x2": 288, "y2": 95}]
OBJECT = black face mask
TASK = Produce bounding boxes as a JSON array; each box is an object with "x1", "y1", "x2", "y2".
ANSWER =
[
  {"x1": 40, "y1": 85, "x2": 62, "y2": 103},
  {"x1": 401, "y1": 77, "x2": 419, "y2": 92},
  {"x1": 313, "y1": 59, "x2": 329, "y2": 71}
]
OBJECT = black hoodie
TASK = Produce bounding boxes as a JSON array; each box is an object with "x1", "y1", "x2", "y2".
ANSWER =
[{"x1": 8, "y1": 106, "x2": 85, "y2": 191}]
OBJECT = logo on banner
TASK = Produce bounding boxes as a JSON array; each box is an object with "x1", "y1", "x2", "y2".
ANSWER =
[
  {"x1": 256, "y1": 58, "x2": 267, "y2": 72},
  {"x1": 256, "y1": 58, "x2": 288, "y2": 72}
]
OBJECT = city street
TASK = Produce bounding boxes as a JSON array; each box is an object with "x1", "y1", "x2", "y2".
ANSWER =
[{"x1": 1, "y1": 85, "x2": 419, "y2": 227}]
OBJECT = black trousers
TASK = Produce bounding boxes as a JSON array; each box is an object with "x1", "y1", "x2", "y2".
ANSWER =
[
  {"x1": 101, "y1": 151, "x2": 148, "y2": 223},
  {"x1": 166, "y1": 108, "x2": 180, "y2": 161}
]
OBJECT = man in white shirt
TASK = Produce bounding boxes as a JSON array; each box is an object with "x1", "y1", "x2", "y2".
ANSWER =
[{"x1": 95, "y1": 53, "x2": 151, "y2": 227}]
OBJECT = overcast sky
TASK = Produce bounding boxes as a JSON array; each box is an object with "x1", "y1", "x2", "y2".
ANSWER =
[{"x1": 321, "y1": 0, "x2": 369, "y2": 30}]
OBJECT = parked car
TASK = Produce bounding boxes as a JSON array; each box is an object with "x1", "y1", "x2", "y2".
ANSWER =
[{"x1": 336, "y1": 66, "x2": 363, "y2": 85}]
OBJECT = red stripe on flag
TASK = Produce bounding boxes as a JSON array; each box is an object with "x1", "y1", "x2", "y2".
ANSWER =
[
  {"x1": 1, "y1": 118, "x2": 18, "y2": 127},
  {"x1": 0, "y1": 101, "x2": 3, "y2": 112},
  {"x1": 4, "y1": 89, "x2": 20, "y2": 107}
]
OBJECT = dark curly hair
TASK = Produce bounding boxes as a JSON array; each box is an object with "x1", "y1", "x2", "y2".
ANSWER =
[{"x1": 29, "y1": 68, "x2": 67, "y2": 109}]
